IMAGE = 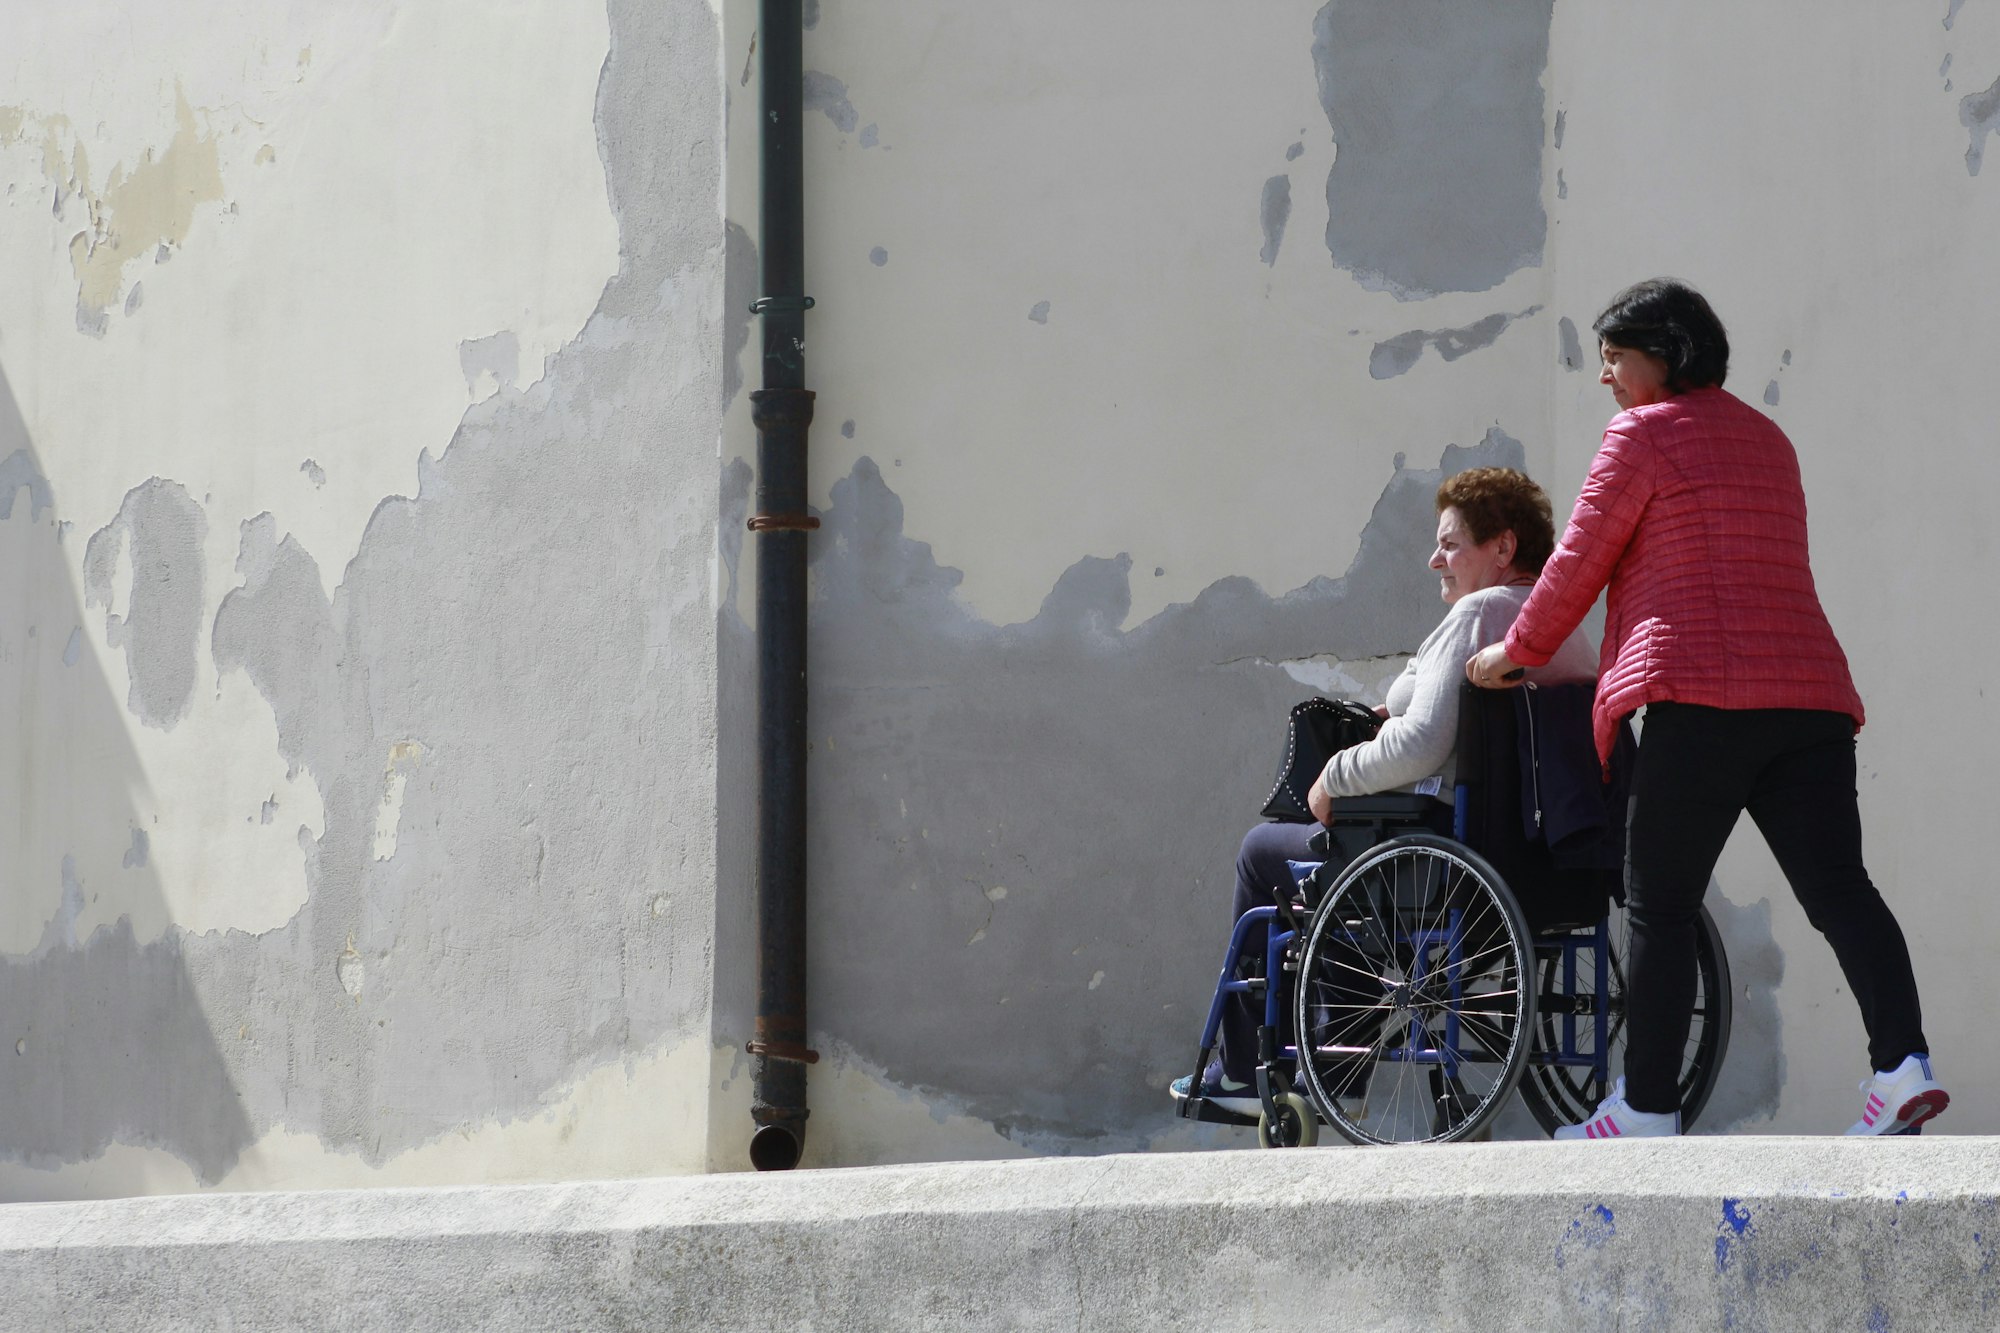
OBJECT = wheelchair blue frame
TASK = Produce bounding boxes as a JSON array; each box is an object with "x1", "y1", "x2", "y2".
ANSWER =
[{"x1": 1177, "y1": 780, "x2": 1621, "y2": 1135}]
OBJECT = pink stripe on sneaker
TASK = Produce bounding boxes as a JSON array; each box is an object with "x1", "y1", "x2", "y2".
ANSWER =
[{"x1": 1608, "y1": 1120, "x2": 1622, "y2": 1137}]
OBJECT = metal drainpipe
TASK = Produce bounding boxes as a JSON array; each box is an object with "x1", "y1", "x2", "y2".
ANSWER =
[{"x1": 745, "y1": 0, "x2": 819, "y2": 1173}]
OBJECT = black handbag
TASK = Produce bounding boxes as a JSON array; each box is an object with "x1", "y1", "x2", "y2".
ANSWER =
[{"x1": 1260, "y1": 697, "x2": 1382, "y2": 822}]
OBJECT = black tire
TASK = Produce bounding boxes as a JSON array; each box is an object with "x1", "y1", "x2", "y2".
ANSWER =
[
  {"x1": 1293, "y1": 834, "x2": 1536, "y2": 1145},
  {"x1": 1518, "y1": 902, "x2": 1733, "y2": 1135}
]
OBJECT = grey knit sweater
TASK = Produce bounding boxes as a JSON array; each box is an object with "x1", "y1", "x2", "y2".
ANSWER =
[{"x1": 1320, "y1": 583, "x2": 1598, "y2": 797}]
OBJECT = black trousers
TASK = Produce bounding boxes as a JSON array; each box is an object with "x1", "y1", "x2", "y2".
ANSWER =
[{"x1": 1622, "y1": 703, "x2": 1928, "y2": 1113}]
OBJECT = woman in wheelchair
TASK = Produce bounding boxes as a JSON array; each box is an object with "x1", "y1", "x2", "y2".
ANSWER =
[{"x1": 1172, "y1": 467, "x2": 1596, "y2": 1121}]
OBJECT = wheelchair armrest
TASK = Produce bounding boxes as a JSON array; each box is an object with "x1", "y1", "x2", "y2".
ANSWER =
[{"x1": 1327, "y1": 793, "x2": 1444, "y2": 819}]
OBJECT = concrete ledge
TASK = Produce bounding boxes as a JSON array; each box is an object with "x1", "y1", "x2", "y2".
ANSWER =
[{"x1": 2, "y1": 1139, "x2": 1997, "y2": 1330}]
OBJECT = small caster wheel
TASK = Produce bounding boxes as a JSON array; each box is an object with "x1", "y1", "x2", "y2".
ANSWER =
[{"x1": 1258, "y1": 1091, "x2": 1319, "y2": 1148}]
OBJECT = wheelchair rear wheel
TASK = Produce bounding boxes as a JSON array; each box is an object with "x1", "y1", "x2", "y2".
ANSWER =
[
  {"x1": 1293, "y1": 833, "x2": 1535, "y2": 1145},
  {"x1": 1518, "y1": 903, "x2": 1733, "y2": 1135}
]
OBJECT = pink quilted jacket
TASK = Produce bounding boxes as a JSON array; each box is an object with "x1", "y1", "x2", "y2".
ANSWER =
[{"x1": 1504, "y1": 387, "x2": 1864, "y2": 766}]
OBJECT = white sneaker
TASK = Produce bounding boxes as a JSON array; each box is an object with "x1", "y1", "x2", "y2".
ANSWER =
[
  {"x1": 1552, "y1": 1077, "x2": 1680, "y2": 1141},
  {"x1": 1846, "y1": 1054, "x2": 1949, "y2": 1136}
]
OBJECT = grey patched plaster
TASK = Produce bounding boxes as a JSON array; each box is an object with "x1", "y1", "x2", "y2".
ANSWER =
[
  {"x1": 0, "y1": 0, "x2": 725, "y2": 1185},
  {"x1": 1259, "y1": 175, "x2": 1292, "y2": 266},
  {"x1": 1559, "y1": 315, "x2": 1585, "y2": 371},
  {"x1": 457, "y1": 331, "x2": 521, "y2": 397},
  {"x1": 1369, "y1": 306, "x2": 1543, "y2": 380},
  {"x1": 82, "y1": 479, "x2": 207, "y2": 731},
  {"x1": 718, "y1": 426, "x2": 1693, "y2": 1146},
  {"x1": 1698, "y1": 892, "x2": 1786, "y2": 1131},
  {"x1": 1312, "y1": 0, "x2": 1553, "y2": 299},
  {"x1": 802, "y1": 70, "x2": 857, "y2": 133},
  {"x1": 1960, "y1": 73, "x2": 2000, "y2": 175},
  {"x1": 722, "y1": 220, "x2": 757, "y2": 410}
]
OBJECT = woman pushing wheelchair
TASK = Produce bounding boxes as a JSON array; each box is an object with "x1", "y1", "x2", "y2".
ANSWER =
[
  {"x1": 1173, "y1": 466, "x2": 1596, "y2": 1116},
  {"x1": 1468, "y1": 278, "x2": 1949, "y2": 1139}
]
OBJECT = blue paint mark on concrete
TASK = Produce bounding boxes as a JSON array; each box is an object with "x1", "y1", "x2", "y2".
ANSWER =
[
  {"x1": 1717, "y1": 1197, "x2": 1754, "y2": 1273},
  {"x1": 1554, "y1": 1203, "x2": 1616, "y2": 1270},
  {"x1": 1866, "y1": 1305, "x2": 1890, "y2": 1332}
]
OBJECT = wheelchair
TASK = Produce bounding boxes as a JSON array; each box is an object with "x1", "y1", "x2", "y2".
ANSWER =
[{"x1": 1176, "y1": 681, "x2": 1733, "y2": 1146}]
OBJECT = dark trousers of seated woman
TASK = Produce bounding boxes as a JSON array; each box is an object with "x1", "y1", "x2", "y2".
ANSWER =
[
  {"x1": 1223, "y1": 809, "x2": 1450, "y2": 1085},
  {"x1": 1622, "y1": 703, "x2": 1929, "y2": 1114}
]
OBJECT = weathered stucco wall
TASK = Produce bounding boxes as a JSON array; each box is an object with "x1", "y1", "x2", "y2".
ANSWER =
[
  {"x1": 712, "y1": 0, "x2": 2000, "y2": 1168},
  {"x1": 2, "y1": 0, "x2": 1996, "y2": 1198},
  {"x1": 0, "y1": 0, "x2": 729, "y2": 1197}
]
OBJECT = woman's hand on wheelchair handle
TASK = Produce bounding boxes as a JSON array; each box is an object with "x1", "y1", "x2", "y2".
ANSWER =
[{"x1": 1466, "y1": 643, "x2": 1524, "y2": 689}]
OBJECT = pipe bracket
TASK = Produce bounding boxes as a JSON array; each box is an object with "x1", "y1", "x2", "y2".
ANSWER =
[
  {"x1": 749, "y1": 295, "x2": 816, "y2": 316},
  {"x1": 747, "y1": 1040, "x2": 821, "y2": 1065},
  {"x1": 746, "y1": 513, "x2": 821, "y2": 533}
]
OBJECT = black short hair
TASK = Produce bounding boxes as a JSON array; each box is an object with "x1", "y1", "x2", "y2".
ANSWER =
[{"x1": 1591, "y1": 278, "x2": 1729, "y2": 391}]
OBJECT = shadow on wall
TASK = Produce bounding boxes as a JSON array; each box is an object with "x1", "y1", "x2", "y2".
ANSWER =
[
  {"x1": 716, "y1": 434, "x2": 1793, "y2": 1155},
  {"x1": 0, "y1": 363, "x2": 254, "y2": 1190}
]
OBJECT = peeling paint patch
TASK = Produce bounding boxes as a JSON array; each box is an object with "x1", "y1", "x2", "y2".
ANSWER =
[
  {"x1": 1259, "y1": 175, "x2": 1292, "y2": 266},
  {"x1": 1312, "y1": 0, "x2": 1553, "y2": 298},
  {"x1": 1286, "y1": 141, "x2": 1304, "y2": 161},
  {"x1": 459, "y1": 331, "x2": 522, "y2": 401},
  {"x1": 81, "y1": 479, "x2": 207, "y2": 731},
  {"x1": 299, "y1": 459, "x2": 327, "y2": 489},
  {"x1": 860, "y1": 123, "x2": 879, "y2": 149},
  {"x1": 47, "y1": 89, "x2": 226, "y2": 328},
  {"x1": 1553, "y1": 108, "x2": 1567, "y2": 148},
  {"x1": 869, "y1": 246, "x2": 888, "y2": 267},
  {"x1": 121, "y1": 829, "x2": 149, "y2": 870},
  {"x1": 1558, "y1": 316, "x2": 1585, "y2": 371},
  {"x1": 1370, "y1": 306, "x2": 1543, "y2": 379},
  {"x1": 0, "y1": 450, "x2": 54, "y2": 521},
  {"x1": 1764, "y1": 379, "x2": 1782, "y2": 407},
  {"x1": 1960, "y1": 74, "x2": 2000, "y2": 175},
  {"x1": 371, "y1": 741, "x2": 428, "y2": 862},
  {"x1": 1028, "y1": 300, "x2": 1050, "y2": 324},
  {"x1": 841, "y1": 419, "x2": 856, "y2": 439},
  {"x1": 61, "y1": 627, "x2": 81, "y2": 667},
  {"x1": 1946, "y1": 0, "x2": 1968, "y2": 30},
  {"x1": 802, "y1": 70, "x2": 857, "y2": 133},
  {"x1": 802, "y1": 0, "x2": 821, "y2": 29}
]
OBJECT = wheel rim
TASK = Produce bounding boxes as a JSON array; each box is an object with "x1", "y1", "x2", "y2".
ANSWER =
[{"x1": 1294, "y1": 835, "x2": 1534, "y2": 1145}]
